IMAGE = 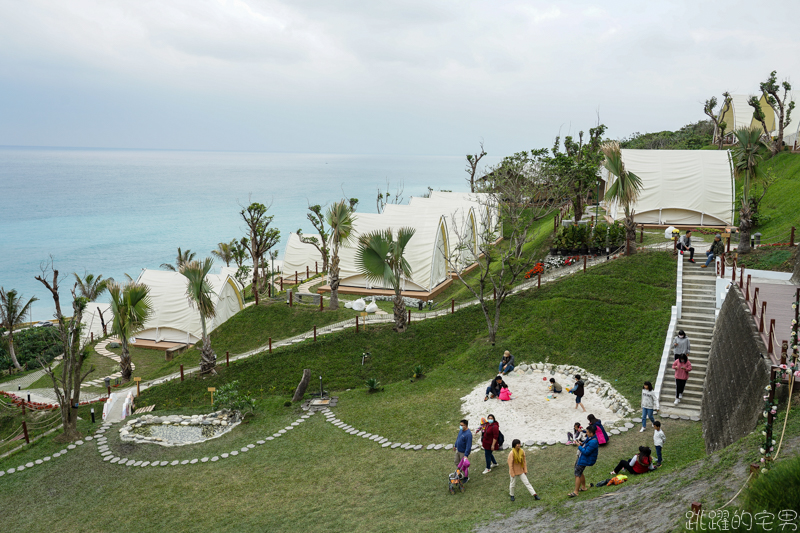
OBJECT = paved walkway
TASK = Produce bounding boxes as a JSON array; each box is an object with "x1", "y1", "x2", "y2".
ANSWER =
[{"x1": 0, "y1": 366, "x2": 54, "y2": 392}]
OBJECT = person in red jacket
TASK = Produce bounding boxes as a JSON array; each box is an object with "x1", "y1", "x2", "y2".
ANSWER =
[
  {"x1": 480, "y1": 414, "x2": 500, "y2": 474},
  {"x1": 672, "y1": 353, "x2": 693, "y2": 405},
  {"x1": 610, "y1": 446, "x2": 656, "y2": 476}
]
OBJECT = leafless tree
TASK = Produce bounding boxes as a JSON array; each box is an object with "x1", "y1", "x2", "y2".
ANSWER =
[
  {"x1": 35, "y1": 258, "x2": 95, "y2": 442},
  {"x1": 376, "y1": 180, "x2": 404, "y2": 214},
  {"x1": 465, "y1": 142, "x2": 487, "y2": 193}
]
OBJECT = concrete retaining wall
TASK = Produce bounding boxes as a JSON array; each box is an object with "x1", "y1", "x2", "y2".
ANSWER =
[{"x1": 702, "y1": 284, "x2": 771, "y2": 453}]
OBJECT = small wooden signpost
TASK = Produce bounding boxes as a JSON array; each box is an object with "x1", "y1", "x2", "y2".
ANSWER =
[
  {"x1": 360, "y1": 312, "x2": 368, "y2": 331},
  {"x1": 208, "y1": 387, "x2": 216, "y2": 406},
  {"x1": 133, "y1": 377, "x2": 142, "y2": 397}
]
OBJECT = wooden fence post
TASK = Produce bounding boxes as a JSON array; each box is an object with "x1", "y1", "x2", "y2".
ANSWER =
[
  {"x1": 760, "y1": 302, "x2": 767, "y2": 332},
  {"x1": 781, "y1": 341, "x2": 789, "y2": 365},
  {"x1": 726, "y1": 235, "x2": 731, "y2": 253},
  {"x1": 22, "y1": 421, "x2": 29, "y2": 444},
  {"x1": 408, "y1": 309, "x2": 411, "y2": 324},
  {"x1": 269, "y1": 338, "x2": 272, "y2": 354},
  {"x1": 289, "y1": 291, "x2": 293, "y2": 308},
  {"x1": 313, "y1": 325, "x2": 317, "y2": 342},
  {"x1": 640, "y1": 225, "x2": 643, "y2": 243},
  {"x1": 538, "y1": 271, "x2": 541, "y2": 288},
  {"x1": 451, "y1": 299, "x2": 454, "y2": 314},
  {"x1": 307, "y1": 266, "x2": 310, "y2": 279},
  {"x1": 91, "y1": 332, "x2": 94, "y2": 342},
  {"x1": 745, "y1": 275, "x2": 751, "y2": 300},
  {"x1": 355, "y1": 316, "x2": 359, "y2": 333},
  {"x1": 295, "y1": 271, "x2": 298, "y2": 284},
  {"x1": 226, "y1": 351, "x2": 230, "y2": 367},
  {"x1": 180, "y1": 364, "x2": 184, "y2": 381},
  {"x1": 320, "y1": 295, "x2": 323, "y2": 311},
  {"x1": 739, "y1": 267, "x2": 744, "y2": 288},
  {"x1": 732, "y1": 261, "x2": 736, "y2": 282},
  {"x1": 280, "y1": 277, "x2": 284, "y2": 291},
  {"x1": 752, "y1": 287, "x2": 759, "y2": 316},
  {"x1": 583, "y1": 256, "x2": 587, "y2": 273},
  {"x1": 768, "y1": 319, "x2": 776, "y2": 355},
  {"x1": 269, "y1": 281, "x2": 272, "y2": 298}
]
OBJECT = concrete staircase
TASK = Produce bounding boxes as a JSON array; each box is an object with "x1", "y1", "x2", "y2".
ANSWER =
[{"x1": 658, "y1": 256, "x2": 716, "y2": 417}]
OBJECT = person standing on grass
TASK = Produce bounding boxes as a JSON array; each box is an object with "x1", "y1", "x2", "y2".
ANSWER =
[
  {"x1": 653, "y1": 421, "x2": 665, "y2": 466},
  {"x1": 569, "y1": 375, "x2": 586, "y2": 412},
  {"x1": 499, "y1": 350, "x2": 515, "y2": 375},
  {"x1": 701, "y1": 234, "x2": 725, "y2": 268},
  {"x1": 454, "y1": 419, "x2": 473, "y2": 479},
  {"x1": 672, "y1": 330, "x2": 690, "y2": 362},
  {"x1": 678, "y1": 230, "x2": 696, "y2": 263},
  {"x1": 481, "y1": 414, "x2": 500, "y2": 474},
  {"x1": 672, "y1": 354, "x2": 692, "y2": 405},
  {"x1": 610, "y1": 446, "x2": 656, "y2": 476},
  {"x1": 640, "y1": 381, "x2": 659, "y2": 432},
  {"x1": 508, "y1": 439, "x2": 541, "y2": 502},
  {"x1": 568, "y1": 425, "x2": 598, "y2": 498}
]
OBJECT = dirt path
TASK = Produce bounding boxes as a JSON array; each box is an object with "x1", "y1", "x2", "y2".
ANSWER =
[{"x1": 473, "y1": 436, "x2": 800, "y2": 533}]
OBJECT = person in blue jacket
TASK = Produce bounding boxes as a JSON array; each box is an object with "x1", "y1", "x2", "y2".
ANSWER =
[
  {"x1": 454, "y1": 419, "x2": 473, "y2": 480},
  {"x1": 569, "y1": 425, "x2": 598, "y2": 497}
]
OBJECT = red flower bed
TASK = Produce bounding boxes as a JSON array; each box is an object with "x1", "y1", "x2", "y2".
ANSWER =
[{"x1": 524, "y1": 263, "x2": 544, "y2": 279}]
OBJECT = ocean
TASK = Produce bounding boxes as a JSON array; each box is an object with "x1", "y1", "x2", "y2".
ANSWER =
[{"x1": 0, "y1": 147, "x2": 495, "y2": 321}]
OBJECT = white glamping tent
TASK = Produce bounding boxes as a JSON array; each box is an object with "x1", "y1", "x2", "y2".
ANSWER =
[
  {"x1": 333, "y1": 209, "x2": 450, "y2": 293},
  {"x1": 281, "y1": 232, "x2": 323, "y2": 281},
  {"x1": 80, "y1": 302, "x2": 112, "y2": 343},
  {"x1": 604, "y1": 149, "x2": 735, "y2": 226},
  {"x1": 406, "y1": 197, "x2": 480, "y2": 266},
  {"x1": 134, "y1": 269, "x2": 244, "y2": 344}
]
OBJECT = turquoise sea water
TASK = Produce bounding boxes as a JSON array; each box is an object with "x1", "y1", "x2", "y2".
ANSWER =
[{"x1": 0, "y1": 147, "x2": 486, "y2": 321}]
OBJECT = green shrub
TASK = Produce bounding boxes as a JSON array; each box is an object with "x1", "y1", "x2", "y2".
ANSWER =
[
  {"x1": 412, "y1": 364, "x2": 424, "y2": 378},
  {"x1": 283, "y1": 400, "x2": 292, "y2": 407},
  {"x1": 365, "y1": 378, "x2": 382, "y2": 393},
  {"x1": 212, "y1": 380, "x2": 257, "y2": 412},
  {"x1": 0, "y1": 327, "x2": 64, "y2": 372}
]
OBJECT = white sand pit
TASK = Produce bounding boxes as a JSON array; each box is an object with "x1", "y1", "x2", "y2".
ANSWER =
[{"x1": 460, "y1": 367, "x2": 630, "y2": 445}]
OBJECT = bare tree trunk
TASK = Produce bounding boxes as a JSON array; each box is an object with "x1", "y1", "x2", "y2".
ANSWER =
[
  {"x1": 120, "y1": 337, "x2": 132, "y2": 382},
  {"x1": 392, "y1": 291, "x2": 407, "y2": 332},
  {"x1": 8, "y1": 339, "x2": 22, "y2": 370},
  {"x1": 574, "y1": 191, "x2": 583, "y2": 222},
  {"x1": 292, "y1": 369, "x2": 311, "y2": 402},
  {"x1": 252, "y1": 249, "x2": 260, "y2": 306}
]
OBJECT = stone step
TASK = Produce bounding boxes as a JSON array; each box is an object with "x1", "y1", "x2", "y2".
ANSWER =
[
  {"x1": 680, "y1": 312, "x2": 716, "y2": 323},
  {"x1": 682, "y1": 299, "x2": 716, "y2": 309}
]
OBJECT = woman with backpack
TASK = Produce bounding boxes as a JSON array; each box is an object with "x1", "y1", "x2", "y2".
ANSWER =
[
  {"x1": 480, "y1": 414, "x2": 501, "y2": 474},
  {"x1": 610, "y1": 446, "x2": 656, "y2": 476},
  {"x1": 587, "y1": 414, "x2": 609, "y2": 445}
]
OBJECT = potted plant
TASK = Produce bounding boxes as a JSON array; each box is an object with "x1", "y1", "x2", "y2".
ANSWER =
[{"x1": 592, "y1": 222, "x2": 608, "y2": 254}]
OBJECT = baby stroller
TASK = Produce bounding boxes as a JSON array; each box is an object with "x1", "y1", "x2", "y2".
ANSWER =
[{"x1": 448, "y1": 456, "x2": 470, "y2": 494}]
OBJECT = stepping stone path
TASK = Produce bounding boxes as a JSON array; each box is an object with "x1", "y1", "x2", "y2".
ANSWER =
[{"x1": 81, "y1": 339, "x2": 135, "y2": 388}]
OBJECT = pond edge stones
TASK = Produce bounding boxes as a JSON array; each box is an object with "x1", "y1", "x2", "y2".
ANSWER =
[{"x1": 119, "y1": 410, "x2": 242, "y2": 447}]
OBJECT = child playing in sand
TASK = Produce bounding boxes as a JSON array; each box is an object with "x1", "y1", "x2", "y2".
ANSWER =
[
  {"x1": 567, "y1": 422, "x2": 586, "y2": 445},
  {"x1": 549, "y1": 378, "x2": 563, "y2": 394},
  {"x1": 569, "y1": 375, "x2": 586, "y2": 412}
]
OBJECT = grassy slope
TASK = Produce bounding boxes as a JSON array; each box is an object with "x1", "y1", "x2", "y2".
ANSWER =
[{"x1": 756, "y1": 152, "x2": 800, "y2": 241}]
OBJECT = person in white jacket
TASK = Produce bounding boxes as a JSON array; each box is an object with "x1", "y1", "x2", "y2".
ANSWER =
[
  {"x1": 640, "y1": 381, "x2": 659, "y2": 432},
  {"x1": 653, "y1": 421, "x2": 665, "y2": 466}
]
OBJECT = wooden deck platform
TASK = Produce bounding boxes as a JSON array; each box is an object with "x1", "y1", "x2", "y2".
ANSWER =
[
  {"x1": 750, "y1": 282, "x2": 800, "y2": 364},
  {"x1": 315, "y1": 278, "x2": 452, "y2": 302}
]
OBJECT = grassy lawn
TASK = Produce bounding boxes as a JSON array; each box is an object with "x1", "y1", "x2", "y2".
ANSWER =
[
  {"x1": 735, "y1": 245, "x2": 795, "y2": 272},
  {"x1": 755, "y1": 152, "x2": 800, "y2": 242},
  {"x1": 26, "y1": 344, "x2": 117, "y2": 390}
]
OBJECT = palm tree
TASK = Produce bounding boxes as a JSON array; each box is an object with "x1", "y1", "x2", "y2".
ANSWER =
[
  {"x1": 211, "y1": 241, "x2": 235, "y2": 267},
  {"x1": 0, "y1": 288, "x2": 38, "y2": 370},
  {"x1": 180, "y1": 258, "x2": 218, "y2": 375},
  {"x1": 355, "y1": 227, "x2": 416, "y2": 332},
  {"x1": 161, "y1": 247, "x2": 196, "y2": 271},
  {"x1": 108, "y1": 281, "x2": 152, "y2": 382},
  {"x1": 73, "y1": 272, "x2": 113, "y2": 335},
  {"x1": 602, "y1": 141, "x2": 643, "y2": 255},
  {"x1": 326, "y1": 200, "x2": 356, "y2": 310},
  {"x1": 731, "y1": 127, "x2": 767, "y2": 254}
]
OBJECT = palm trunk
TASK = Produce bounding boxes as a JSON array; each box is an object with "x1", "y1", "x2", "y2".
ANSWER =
[
  {"x1": 8, "y1": 337, "x2": 22, "y2": 370},
  {"x1": 252, "y1": 252, "x2": 260, "y2": 305},
  {"x1": 392, "y1": 288, "x2": 407, "y2": 333},
  {"x1": 120, "y1": 336, "x2": 132, "y2": 382},
  {"x1": 329, "y1": 242, "x2": 340, "y2": 310},
  {"x1": 623, "y1": 207, "x2": 637, "y2": 255},
  {"x1": 738, "y1": 206, "x2": 753, "y2": 254},
  {"x1": 199, "y1": 315, "x2": 217, "y2": 375}
]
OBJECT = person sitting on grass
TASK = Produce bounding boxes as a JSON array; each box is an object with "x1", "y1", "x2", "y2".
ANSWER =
[
  {"x1": 610, "y1": 446, "x2": 657, "y2": 477},
  {"x1": 567, "y1": 422, "x2": 586, "y2": 445},
  {"x1": 485, "y1": 375, "x2": 508, "y2": 401},
  {"x1": 568, "y1": 425, "x2": 598, "y2": 498},
  {"x1": 499, "y1": 350, "x2": 515, "y2": 375},
  {"x1": 549, "y1": 378, "x2": 563, "y2": 393}
]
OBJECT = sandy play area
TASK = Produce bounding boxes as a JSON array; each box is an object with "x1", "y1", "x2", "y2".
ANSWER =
[{"x1": 460, "y1": 366, "x2": 628, "y2": 445}]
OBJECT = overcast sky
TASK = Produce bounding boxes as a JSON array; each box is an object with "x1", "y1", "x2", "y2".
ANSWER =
[{"x1": 1, "y1": 0, "x2": 798, "y2": 156}]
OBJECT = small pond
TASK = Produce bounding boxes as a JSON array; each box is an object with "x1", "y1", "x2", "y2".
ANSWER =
[{"x1": 120, "y1": 410, "x2": 241, "y2": 447}]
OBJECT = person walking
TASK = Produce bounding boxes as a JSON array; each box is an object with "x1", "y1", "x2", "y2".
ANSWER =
[
  {"x1": 568, "y1": 425, "x2": 598, "y2": 498},
  {"x1": 507, "y1": 439, "x2": 541, "y2": 502},
  {"x1": 569, "y1": 375, "x2": 586, "y2": 412},
  {"x1": 672, "y1": 330, "x2": 690, "y2": 362},
  {"x1": 454, "y1": 419, "x2": 473, "y2": 479},
  {"x1": 481, "y1": 414, "x2": 500, "y2": 474},
  {"x1": 701, "y1": 234, "x2": 725, "y2": 268},
  {"x1": 640, "y1": 381, "x2": 659, "y2": 432},
  {"x1": 653, "y1": 420, "x2": 666, "y2": 466},
  {"x1": 672, "y1": 354, "x2": 693, "y2": 405},
  {"x1": 678, "y1": 230, "x2": 695, "y2": 263}
]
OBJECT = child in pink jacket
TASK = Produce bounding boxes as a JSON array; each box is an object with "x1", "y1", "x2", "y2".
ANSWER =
[{"x1": 672, "y1": 354, "x2": 692, "y2": 405}]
